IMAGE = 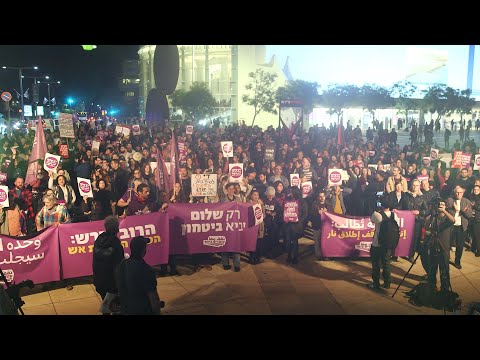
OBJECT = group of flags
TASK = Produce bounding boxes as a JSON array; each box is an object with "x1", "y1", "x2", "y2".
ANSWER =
[{"x1": 12, "y1": 88, "x2": 55, "y2": 105}]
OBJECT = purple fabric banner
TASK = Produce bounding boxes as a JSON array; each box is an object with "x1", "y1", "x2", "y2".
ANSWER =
[
  {"x1": 320, "y1": 210, "x2": 415, "y2": 258},
  {"x1": 0, "y1": 227, "x2": 60, "y2": 285},
  {"x1": 58, "y1": 212, "x2": 169, "y2": 279},
  {"x1": 167, "y1": 202, "x2": 258, "y2": 254}
]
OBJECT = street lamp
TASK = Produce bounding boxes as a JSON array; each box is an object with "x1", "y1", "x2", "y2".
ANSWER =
[{"x1": 2, "y1": 65, "x2": 38, "y2": 121}]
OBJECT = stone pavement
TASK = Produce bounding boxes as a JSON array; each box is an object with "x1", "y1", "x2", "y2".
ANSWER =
[{"x1": 18, "y1": 238, "x2": 480, "y2": 315}]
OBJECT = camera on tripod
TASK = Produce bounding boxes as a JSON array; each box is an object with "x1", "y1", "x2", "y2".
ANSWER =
[{"x1": 427, "y1": 195, "x2": 444, "y2": 214}]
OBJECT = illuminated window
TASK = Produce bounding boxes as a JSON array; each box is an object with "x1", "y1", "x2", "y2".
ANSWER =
[{"x1": 126, "y1": 92, "x2": 135, "y2": 97}]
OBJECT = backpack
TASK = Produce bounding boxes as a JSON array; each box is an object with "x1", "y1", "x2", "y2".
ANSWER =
[
  {"x1": 379, "y1": 211, "x2": 400, "y2": 250},
  {"x1": 406, "y1": 283, "x2": 460, "y2": 312}
]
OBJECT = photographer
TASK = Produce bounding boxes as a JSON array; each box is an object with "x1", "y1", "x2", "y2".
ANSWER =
[
  {"x1": 424, "y1": 200, "x2": 455, "y2": 292},
  {"x1": 367, "y1": 198, "x2": 399, "y2": 290}
]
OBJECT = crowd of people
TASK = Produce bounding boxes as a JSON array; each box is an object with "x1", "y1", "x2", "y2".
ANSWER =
[{"x1": 1, "y1": 115, "x2": 479, "y2": 307}]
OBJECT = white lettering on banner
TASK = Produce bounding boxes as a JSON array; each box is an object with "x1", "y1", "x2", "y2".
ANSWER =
[
  {"x1": 328, "y1": 214, "x2": 404, "y2": 229},
  {"x1": 69, "y1": 224, "x2": 156, "y2": 245},
  {"x1": 190, "y1": 209, "x2": 224, "y2": 221},
  {"x1": 203, "y1": 236, "x2": 226, "y2": 247},
  {"x1": 0, "y1": 251, "x2": 45, "y2": 265},
  {"x1": 226, "y1": 210, "x2": 240, "y2": 221},
  {"x1": 181, "y1": 223, "x2": 223, "y2": 235},
  {"x1": 354, "y1": 241, "x2": 372, "y2": 252}
]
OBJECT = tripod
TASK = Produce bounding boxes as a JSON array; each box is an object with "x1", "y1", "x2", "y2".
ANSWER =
[
  {"x1": 392, "y1": 207, "x2": 456, "y2": 313},
  {"x1": 0, "y1": 267, "x2": 34, "y2": 315}
]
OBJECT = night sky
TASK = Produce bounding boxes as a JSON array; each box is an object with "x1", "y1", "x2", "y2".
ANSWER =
[{"x1": 0, "y1": 45, "x2": 139, "y2": 109}]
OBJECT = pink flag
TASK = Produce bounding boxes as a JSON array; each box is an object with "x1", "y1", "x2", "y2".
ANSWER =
[
  {"x1": 169, "y1": 130, "x2": 180, "y2": 191},
  {"x1": 154, "y1": 145, "x2": 172, "y2": 196},
  {"x1": 337, "y1": 116, "x2": 344, "y2": 146},
  {"x1": 25, "y1": 116, "x2": 48, "y2": 186}
]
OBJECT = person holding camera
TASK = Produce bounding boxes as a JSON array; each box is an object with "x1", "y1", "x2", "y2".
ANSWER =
[
  {"x1": 367, "y1": 198, "x2": 399, "y2": 290},
  {"x1": 424, "y1": 200, "x2": 455, "y2": 292}
]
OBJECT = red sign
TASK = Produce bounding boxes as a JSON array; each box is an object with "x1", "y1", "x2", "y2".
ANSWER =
[
  {"x1": 59, "y1": 144, "x2": 69, "y2": 159},
  {"x1": 230, "y1": 166, "x2": 242, "y2": 179},
  {"x1": 45, "y1": 156, "x2": 59, "y2": 170},
  {"x1": 1, "y1": 92, "x2": 12, "y2": 102},
  {"x1": 0, "y1": 188, "x2": 7, "y2": 202},
  {"x1": 283, "y1": 200, "x2": 299, "y2": 223},
  {"x1": 79, "y1": 181, "x2": 91, "y2": 193}
]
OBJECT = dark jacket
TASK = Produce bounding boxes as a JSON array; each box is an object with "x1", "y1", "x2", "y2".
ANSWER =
[
  {"x1": 286, "y1": 197, "x2": 308, "y2": 235},
  {"x1": 92, "y1": 231, "x2": 125, "y2": 295},
  {"x1": 406, "y1": 193, "x2": 428, "y2": 221}
]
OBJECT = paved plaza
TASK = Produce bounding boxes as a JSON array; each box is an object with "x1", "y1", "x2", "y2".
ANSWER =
[{"x1": 18, "y1": 238, "x2": 480, "y2": 315}]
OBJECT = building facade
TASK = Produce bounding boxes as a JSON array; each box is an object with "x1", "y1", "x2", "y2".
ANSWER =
[
  {"x1": 118, "y1": 60, "x2": 140, "y2": 117},
  {"x1": 138, "y1": 45, "x2": 289, "y2": 129}
]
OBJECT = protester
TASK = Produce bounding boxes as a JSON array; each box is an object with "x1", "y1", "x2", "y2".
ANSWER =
[
  {"x1": 35, "y1": 194, "x2": 71, "y2": 230},
  {"x1": 92, "y1": 215, "x2": 125, "y2": 313},
  {"x1": 116, "y1": 236, "x2": 163, "y2": 315}
]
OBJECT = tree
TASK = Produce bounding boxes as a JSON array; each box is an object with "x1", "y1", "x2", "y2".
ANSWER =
[
  {"x1": 455, "y1": 89, "x2": 476, "y2": 124},
  {"x1": 276, "y1": 80, "x2": 320, "y2": 118},
  {"x1": 391, "y1": 80, "x2": 417, "y2": 121},
  {"x1": 169, "y1": 83, "x2": 216, "y2": 123},
  {"x1": 320, "y1": 84, "x2": 360, "y2": 122},
  {"x1": 422, "y1": 84, "x2": 455, "y2": 123},
  {"x1": 242, "y1": 69, "x2": 278, "y2": 126},
  {"x1": 358, "y1": 84, "x2": 393, "y2": 124}
]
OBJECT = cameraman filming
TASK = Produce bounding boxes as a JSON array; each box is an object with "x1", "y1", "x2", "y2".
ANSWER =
[{"x1": 424, "y1": 199, "x2": 455, "y2": 292}]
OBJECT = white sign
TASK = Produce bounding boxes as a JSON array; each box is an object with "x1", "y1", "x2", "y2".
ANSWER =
[
  {"x1": 474, "y1": 154, "x2": 480, "y2": 170},
  {"x1": 301, "y1": 181, "x2": 312, "y2": 198},
  {"x1": 0, "y1": 185, "x2": 9, "y2": 208},
  {"x1": 252, "y1": 203, "x2": 264, "y2": 225},
  {"x1": 191, "y1": 174, "x2": 218, "y2": 197},
  {"x1": 23, "y1": 105, "x2": 33, "y2": 117},
  {"x1": 92, "y1": 141, "x2": 100, "y2": 154},
  {"x1": 115, "y1": 125, "x2": 130, "y2": 137},
  {"x1": 290, "y1": 174, "x2": 300, "y2": 188},
  {"x1": 328, "y1": 169, "x2": 343, "y2": 187},
  {"x1": 430, "y1": 148, "x2": 439, "y2": 160},
  {"x1": 36, "y1": 106, "x2": 44, "y2": 116},
  {"x1": 221, "y1": 141, "x2": 233, "y2": 158},
  {"x1": 132, "y1": 124, "x2": 140, "y2": 135},
  {"x1": 43, "y1": 153, "x2": 61, "y2": 173},
  {"x1": 228, "y1": 163, "x2": 243, "y2": 183},
  {"x1": 341, "y1": 170, "x2": 349, "y2": 181},
  {"x1": 186, "y1": 125, "x2": 193, "y2": 135},
  {"x1": 77, "y1": 177, "x2": 93, "y2": 198},
  {"x1": 150, "y1": 162, "x2": 158, "y2": 172},
  {"x1": 439, "y1": 153, "x2": 452, "y2": 168},
  {"x1": 58, "y1": 113, "x2": 75, "y2": 138}
]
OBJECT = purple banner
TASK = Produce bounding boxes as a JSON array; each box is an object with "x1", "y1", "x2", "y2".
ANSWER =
[
  {"x1": 168, "y1": 202, "x2": 258, "y2": 254},
  {"x1": 320, "y1": 210, "x2": 415, "y2": 258},
  {"x1": 58, "y1": 212, "x2": 169, "y2": 279},
  {"x1": 0, "y1": 227, "x2": 60, "y2": 285}
]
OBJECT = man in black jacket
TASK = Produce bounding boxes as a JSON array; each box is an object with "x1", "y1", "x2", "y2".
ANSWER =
[
  {"x1": 92, "y1": 216, "x2": 125, "y2": 312},
  {"x1": 110, "y1": 159, "x2": 129, "y2": 216}
]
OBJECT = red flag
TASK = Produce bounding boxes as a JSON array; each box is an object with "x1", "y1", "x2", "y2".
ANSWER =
[
  {"x1": 25, "y1": 116, "x2": 48, "y2": 186},
  {"x1": 337, "y1": 116, "x2": 344, "y2": 145}
]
